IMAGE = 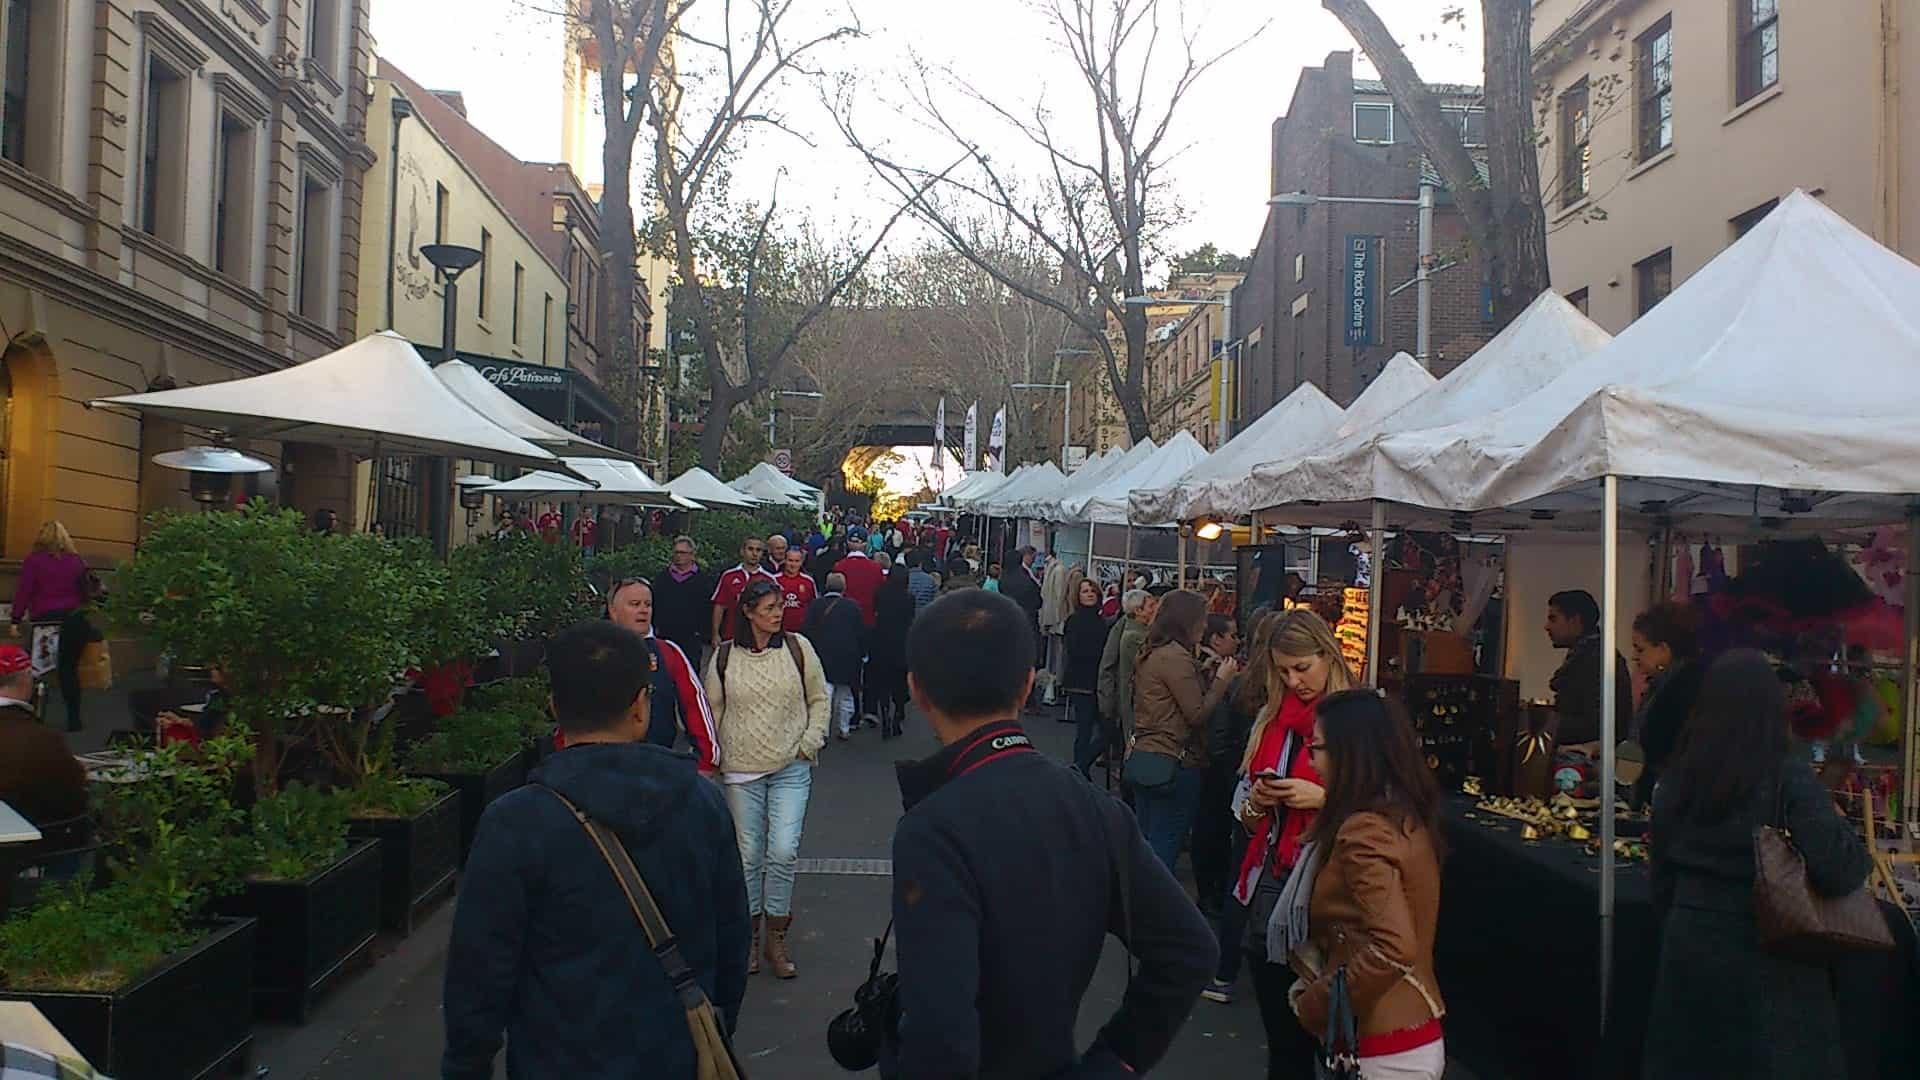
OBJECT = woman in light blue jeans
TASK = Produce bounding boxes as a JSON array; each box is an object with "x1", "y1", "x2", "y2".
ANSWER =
[{"x1": 704, "y1": 579, "x2": 831, "y2": 979}]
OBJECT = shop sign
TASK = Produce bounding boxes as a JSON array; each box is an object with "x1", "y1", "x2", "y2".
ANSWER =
[
  {"x1": 471, "y1": 359, "x2": 566, "y2": 393},
  {"x1": 1344, "y1": 234, "x2": 1380, "y2": 347}
]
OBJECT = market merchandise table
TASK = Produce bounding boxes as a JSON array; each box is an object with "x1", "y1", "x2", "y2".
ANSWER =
[{"x1": 1436, "y1": 796, "x2": 1920, "y2": 1080}]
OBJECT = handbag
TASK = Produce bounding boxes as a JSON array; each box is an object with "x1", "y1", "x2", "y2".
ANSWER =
[
  {"x1": 1315, "y1": 966, "x2": 1361, "y2": 1080},
  {"x1": 1122, "y1": 749, "x2": 1180, "y2": 790},
  {"x1": 1752, "y1": 773, "x2": 1894, "y2": 960},
  {"x1": 541, "y1": 787, "x2": 746, "y2": 1080}
]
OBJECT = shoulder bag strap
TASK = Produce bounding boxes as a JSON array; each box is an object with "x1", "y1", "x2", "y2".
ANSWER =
[
  {"x1": 784, "y1": 634, "x2": 807, "y2": 684},
  {"x1": 541, "y1": 786, "x2": 710, "y2": 1011}
]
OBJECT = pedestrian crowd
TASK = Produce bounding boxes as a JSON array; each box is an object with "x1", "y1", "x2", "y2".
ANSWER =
[{"x1": 434, "y1": 512, "x2": 1876, "y2": 1080}]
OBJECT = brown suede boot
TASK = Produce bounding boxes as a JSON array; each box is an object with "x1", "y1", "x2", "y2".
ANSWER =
[
  {"x1": 764, "y1": 915, "x2": 797, "y2": 979},
  {"x1": 748, "y1": 915, "x2": 763, "y2": 975}
]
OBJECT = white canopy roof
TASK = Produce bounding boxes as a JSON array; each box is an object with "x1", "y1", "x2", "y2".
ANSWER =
[
  {"x1": 1131, "y1": 383, "x2": 1344, "y2": 525},
  {"x1": 936, "y1": 470, "x2": 1000, "y2": 505},
  {"x1": 93, "y1": 331, "x2": 568, "y2": 474},
  {"x1": 1054, "y1": 440, "x2": 1158, "y2": 521},
  {"x1": 665, "y1": 466, "x2": 760, "y2": 509},
  {"x1": 1077, "y1": 431, "x2": 1207, "y2": 525},
  {"x1": 1020, "y1": 448, "x2": 1125, "y2": 520},
  {"x1": 978, "y1": 462, "x2": 1066, "y2": 516},
  {"x1": 487, "y1": 457, "x2": 678, "y2": 505},
  {"x1": 948, "y1": 467, "x2": 1025, "y2": 509},
  {"x1": 729, "y1": 463, "x2": 818, "y2": 508},
  {"x1": 1246, "y1": 292, "x2": 1611, "y2": 523},
  {"x1": 1362, "y1": 190, "x2": 1920, "y2": 529},
  {"x1": 432, "y1": 360, "x2": 634, "y2": 460}
]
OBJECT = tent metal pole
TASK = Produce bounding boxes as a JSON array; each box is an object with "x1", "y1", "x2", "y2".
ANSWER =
[
  {"x1": 1600, "y1": 474, "x2": 1620, "y2": 1033},
  {"x1": 1366, "y1": 500, "x2": 1386, "y2": 683},
  {"x1": 1178, "y1": 526, "x2": 1188, "y2": 587},
  {"x1": 1124, "y1": 523, "x2": 1134, "y2": 584},
  {"x1": 1902, "y1": 504, "x2": 1920, "y2": 826}
]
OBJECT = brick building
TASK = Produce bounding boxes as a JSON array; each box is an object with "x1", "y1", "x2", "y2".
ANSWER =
[{"x1": 1233, "y1": 51, "x2": 1496, "y2": 426}]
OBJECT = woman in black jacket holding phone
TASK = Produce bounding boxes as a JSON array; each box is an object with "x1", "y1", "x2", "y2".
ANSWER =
[{"x1": 1061, "y1": 578, "x2": 1110, "y2": 778}]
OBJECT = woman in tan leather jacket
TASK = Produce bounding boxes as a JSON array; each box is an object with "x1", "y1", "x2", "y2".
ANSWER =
[
  {"x1": 1285, "y1": 689, "x2": 1445, "y2": 1080},
  {"x1": 1129, "y1": 589, "x2": 1238, "y2": 871}
]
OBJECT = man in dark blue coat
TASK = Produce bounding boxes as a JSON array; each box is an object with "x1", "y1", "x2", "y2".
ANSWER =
[
  {"x1": 885, "y1": 589, "x2": 1216, "y2": 1078},
  {"x1": 441, "y1": 620, "x2": 750, "y2": 1080}
]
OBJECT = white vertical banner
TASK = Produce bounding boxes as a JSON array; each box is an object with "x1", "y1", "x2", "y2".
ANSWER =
[
  {"x1": 989, "y1": 406, "x2": 1007, "y2": 474},
  {"x1": 934, "y1": 397, "x2": 947, "y2": 489},
  {"x1": 963, "y1": 401, "x2": 979, "y2": 471}
]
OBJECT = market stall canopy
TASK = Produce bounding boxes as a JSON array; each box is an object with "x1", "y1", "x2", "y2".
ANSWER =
[
  {"x1": 91, "y1": 331, "x2": 573, "y2": 475},
  {"x1": 1131, "y1": 383, "x2": 1343, "y2": 525},
  {"x1": 1367, "y1": 190, "x2": 1920, "y2": 529},
  {"x1": 665, "y1": 466, "x2": 760, "y2": 509},
  {"x1": 977, "y1": 462, "x2": 1067, "y2": 517},
  {"x1": 486, "y1": 457, "x2": 678, "y2": 506},
  {"x1": 1053, "y1": 439, "x2": 1158, "y2": 521},
  {"x1": 1021, "y1": 446, "x2": 1123, "y2": 521},
  {"x1": 433, "y1": 360, "x2": 637, "y2": 461},
  {"x1": 729, "y1": 462, "x2": 818, "y2": 508},
  {"x1": 934, "y1": 470, "x2": 1001, "y2": 505},
  {"x1": 1076, "y1": 430, "x2": 1207, "y2": 525},
  {"x1": 948, "y1": 467, "x2": 1024, "y2": 510},
  {"x1": 1246, "y1": 292, "x2": 1611, "y2": 524}
]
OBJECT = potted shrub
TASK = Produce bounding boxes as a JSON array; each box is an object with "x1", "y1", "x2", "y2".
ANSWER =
[
  {"x1": 405, "y1": 707, "x2": 532, "y2": 863},
  {"x1": 0, "y1": 736, "x2": 259, "y2": 1080},
  {"x1": 213, "y1": 783, "x2": 381, "y2": 1022},
  {"x1": 451, "y1": 535, "x2": 594, "y2": 678},
  {"x1": 342, "y1": 773, "x2": 459, "y2": 935}
]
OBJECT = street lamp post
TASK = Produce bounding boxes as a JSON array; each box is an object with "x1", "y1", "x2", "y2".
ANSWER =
[
  {"x1": 1010, "y1": 381, "x2": 1073, "y2": 471},
  {"x1": 419, "y1": 243, "x2": 483, "y2": 554},
  {"x1": 767, "y1": 389, "x2": 824, "y2": 457},
  {"x1": 1270, "y1": 182, "x2": 1438, "y2": 368}
]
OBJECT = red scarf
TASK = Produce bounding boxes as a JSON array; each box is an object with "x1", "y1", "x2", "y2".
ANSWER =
[{"x1": 1233, "y1": 692, "x2": 1321, "y2": 902}]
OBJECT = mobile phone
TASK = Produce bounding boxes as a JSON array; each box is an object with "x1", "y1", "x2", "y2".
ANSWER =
[{"x1": 1253, "y1": 770, "x2": 1283, "y2": 782}]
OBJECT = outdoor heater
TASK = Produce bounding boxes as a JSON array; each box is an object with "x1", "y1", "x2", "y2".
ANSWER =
[{"x1": 152, "y1": 444, "x2": 275, "y2": 507}]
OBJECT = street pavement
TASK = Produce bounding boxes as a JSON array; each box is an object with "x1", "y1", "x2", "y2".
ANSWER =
[{"x1": 256, "y1": 703, "x2": 1278, "y2": 1078}]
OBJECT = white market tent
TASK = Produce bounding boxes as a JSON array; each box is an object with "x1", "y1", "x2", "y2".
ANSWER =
[
  {"x1": 1008, "y1": 448, "x2": 1118, "y2": 520},
  {"x1": 1245, "y1": 291, "x2": 1612, "y2": 526},
  {"x1": 977, "y1": 462, "x2": 1067, "y2": 518},
  {"x1": 665, "y1": 466, "x2": 759, "y2": 509},
  {"x1": 432, "y1": 360, "x2": 634, "y2": 460},
  {"x1": 936, "y1": 469, "x2": 1008, "y2": 506},
  {"x1": 1082, "y1": 431, "x2": 1208, "y2": 525},
  {"x1": 950, "y1": 465, "x2": 1030, "y2": 511},
  {"x1": 92, "y1": 331, "x2": 571, "y2": 475},
  {"x1": 487, "y1": 457, "x2": 680, "y2": 506},
  {"x1": 1130, "y1": 383, "x2": 1343, "y2": 525},
  {"x1": 1032, "y1": 444, "x2": 1138, "y2": 521},
  {"x1": 729, "y1": 462, "x2": 820, "y2": 509},
  {"x1": 1054, "y1": 439, "x2": 1159, "y2": 522}
]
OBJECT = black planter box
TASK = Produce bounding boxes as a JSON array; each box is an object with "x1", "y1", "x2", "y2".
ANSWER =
[
  {"x1": 409, "y1": 751, "x2": 531, "y2": 864},
  {"x1": 214, "y1": 839, "x2": 382, "y2": 1022},
  {"x1": 347, "y1": 788, "x2": 461, "y2": 935},
  {"x1": 0, "y1": 917, "x2": 256, "y2": 1080}
]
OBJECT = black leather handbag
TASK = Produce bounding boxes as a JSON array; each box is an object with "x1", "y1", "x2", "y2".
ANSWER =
[{"x1": 1122, "y1": 749, "x2": 1180, "y2": 790}]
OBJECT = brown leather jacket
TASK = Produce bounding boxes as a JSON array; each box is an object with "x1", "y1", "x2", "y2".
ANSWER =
[
  {"x1": 1291, "y1": 811, "x2": 1446, "y2": 1042},
  {"x1": 1131, "y1": 642, "x2": 1231, "y2": 770}
]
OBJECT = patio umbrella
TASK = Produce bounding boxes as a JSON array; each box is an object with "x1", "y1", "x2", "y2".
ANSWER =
[{"x1": 433, "y1": 359, "x2": 637, "y2": 461}]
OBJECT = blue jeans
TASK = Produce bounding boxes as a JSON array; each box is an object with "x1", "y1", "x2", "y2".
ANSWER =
[
  {"x1": 725, "y1": 760, "x2": 813, "y2": 917},
  {"x1": 1069, "y1": 693, "x2": 1101, "y2": 777},
  {"x1": 1134, "y1": 766, "x2": 1203, "y2": 872}
]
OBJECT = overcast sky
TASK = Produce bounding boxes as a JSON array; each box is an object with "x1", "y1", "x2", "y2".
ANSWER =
[{"x1": 372, "y1": 0, "x2": 1485, "y2": 263}]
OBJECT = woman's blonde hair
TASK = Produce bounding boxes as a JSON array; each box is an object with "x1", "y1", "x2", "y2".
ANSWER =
[
  {"x1": 33, "y1": 521, "x2": 76, "y2": 556},
  {"x1": 1239, "y1": 608, "x2": 1356, "y2": 774}
]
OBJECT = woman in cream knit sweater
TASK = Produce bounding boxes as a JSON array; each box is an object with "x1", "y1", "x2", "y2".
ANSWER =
[{"x1": 703, "y1": 577, "x2": 831, "y2": 979}]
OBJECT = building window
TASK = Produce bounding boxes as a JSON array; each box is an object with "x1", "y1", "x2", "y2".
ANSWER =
[
  {"x1": 1443, "y1": 105, "x2": 1487, "y2": 147},
  {"x1": 376, "y1": 456, "x2": 420, "y2": 538},
  {"x1": 542, "y1": 294, "x2": 553, "y2": 362},
  {"x1": 511, "y1": 263, "x2": 524, "y2": 344},
  {"x1": 477, "y1": 229, "x2": 492, "y2": 320},
  {"x1": 1634, "y1": 248, "x2": 1673, "y2": 317},
  {"x1": 140, "y1": 53, "x2": 188, "y2": 243},
  {"x1": 1293, "y1": 253, "x2": 1305, "y2": 283},
  {"x1": 307, "y1": 0, "x2": 339, "y2": 79},
  {"x1": 1737, "y1": 0, "x2": 1780, "y2": 104},
  {"x1": 1352, "y1": 102, "x2": 1393, "y2": 144},
  {"x1": 1560, "y1": 80, "x2": 1591, "y2": 207},
  {"x1": 1566, "y1": 287, "x2": 1589, "y2": 315},
  {"x1": 1731, "y1": 198, "x2": 1778, "y2": 239},
  {"x1": 296, "y1": 175, "x2": 332, "y2": 321},
  {"x1": 1, "y1": 0, "x2": 32, "y2": 169},
  {"x1": 1637, "y1": 17, "x2": 1674, "y2": 161},
  {"x1": 214, "y1": 111, "x2": 254, "y2": 280},
  {"x1": 433, "y1": 183, "x2": 448, "y2": 244}
]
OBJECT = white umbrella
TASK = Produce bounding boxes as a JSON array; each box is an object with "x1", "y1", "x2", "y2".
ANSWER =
[
  {"x1": 666, "y1": 466, "x2": 760, "y2": 509},
  {"x1": 487, "y1": 457, "x2": 679, "y2": 506},
  {"x1": 91, "y1": 331, "x2": 571, "y2": 475},
  {"x1": 433, "y1": 359, "x2": 637, "y2": 461}
]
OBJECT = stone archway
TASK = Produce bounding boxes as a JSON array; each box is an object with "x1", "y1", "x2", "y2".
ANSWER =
[{"x1": 0, "y1": 335, "x2": 57, "y2": 561}]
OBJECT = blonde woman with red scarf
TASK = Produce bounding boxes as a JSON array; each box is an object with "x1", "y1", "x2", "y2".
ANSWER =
[{"x1": 1229, "y1": 608, "x2": 1354, "y2": 1080}]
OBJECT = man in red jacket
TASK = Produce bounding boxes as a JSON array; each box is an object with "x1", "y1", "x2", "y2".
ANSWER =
[
  {"x1": 711, "y1": 537, "x2": 777, "y2": 644},
  {"x1": 832, "y1": 527, "x2": 885, "y2": 626},
  {"x1": 775, "y1": 547, "x2": 817, "y2": 634}
]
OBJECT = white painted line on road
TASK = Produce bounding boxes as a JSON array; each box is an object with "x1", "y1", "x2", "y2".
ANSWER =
[{"x1": 794, "y1": 857, "x2": 892, "y2": 876}]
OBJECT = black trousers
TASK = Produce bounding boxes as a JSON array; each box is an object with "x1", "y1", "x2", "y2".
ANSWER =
[
  {"x1": 1251, "y1": 958, "x2": 1320, "y2": 1080},
  {"x1": 1191, "y1": 769, "x2": 1241, "y2": 915},
  {"x1": 41, "y1": 608, "x2": 94, "y2": 731}
]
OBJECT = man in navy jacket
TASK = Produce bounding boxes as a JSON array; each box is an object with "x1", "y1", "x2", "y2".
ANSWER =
[
  {"x1": 442, "y1": 620, "x2": 749, "y2": 1079},
  {"x1": 886, "y1": 590, "x2": 1216, "y2": 1077}
]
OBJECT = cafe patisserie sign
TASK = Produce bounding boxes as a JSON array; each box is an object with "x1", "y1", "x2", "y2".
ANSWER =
[{"x1": 473, "y1": 360, "x2": 566, "y2": 392}]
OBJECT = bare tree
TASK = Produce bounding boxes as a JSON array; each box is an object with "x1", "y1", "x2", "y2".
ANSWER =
[
  {"x1": 1321, "y1": 0, "x2": 1549, "y2": 328},
  {"x1": 639, "y1": 0, "x2": 946, "y2": 471},
  {"x1": 839, "y1": 0, "x2": 1258, "y2": 445}
]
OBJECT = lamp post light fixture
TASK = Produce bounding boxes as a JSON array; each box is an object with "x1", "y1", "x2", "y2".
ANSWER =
[
  {"x1": 152, "y1": 444, "x2": 275, "y2": 508},
  {"x1": 454, "y1": 472, "x2": 498, "y2": 528},
  {"x1": 418, "y1": 242, "x2": 483, "y2": 555},
  {"x1": 1010, "y1": 381, "x2": 1074, "y2": 471},
  {"x1": 1268, "y1": 182, "x2": 1438, "y2": 368}
]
